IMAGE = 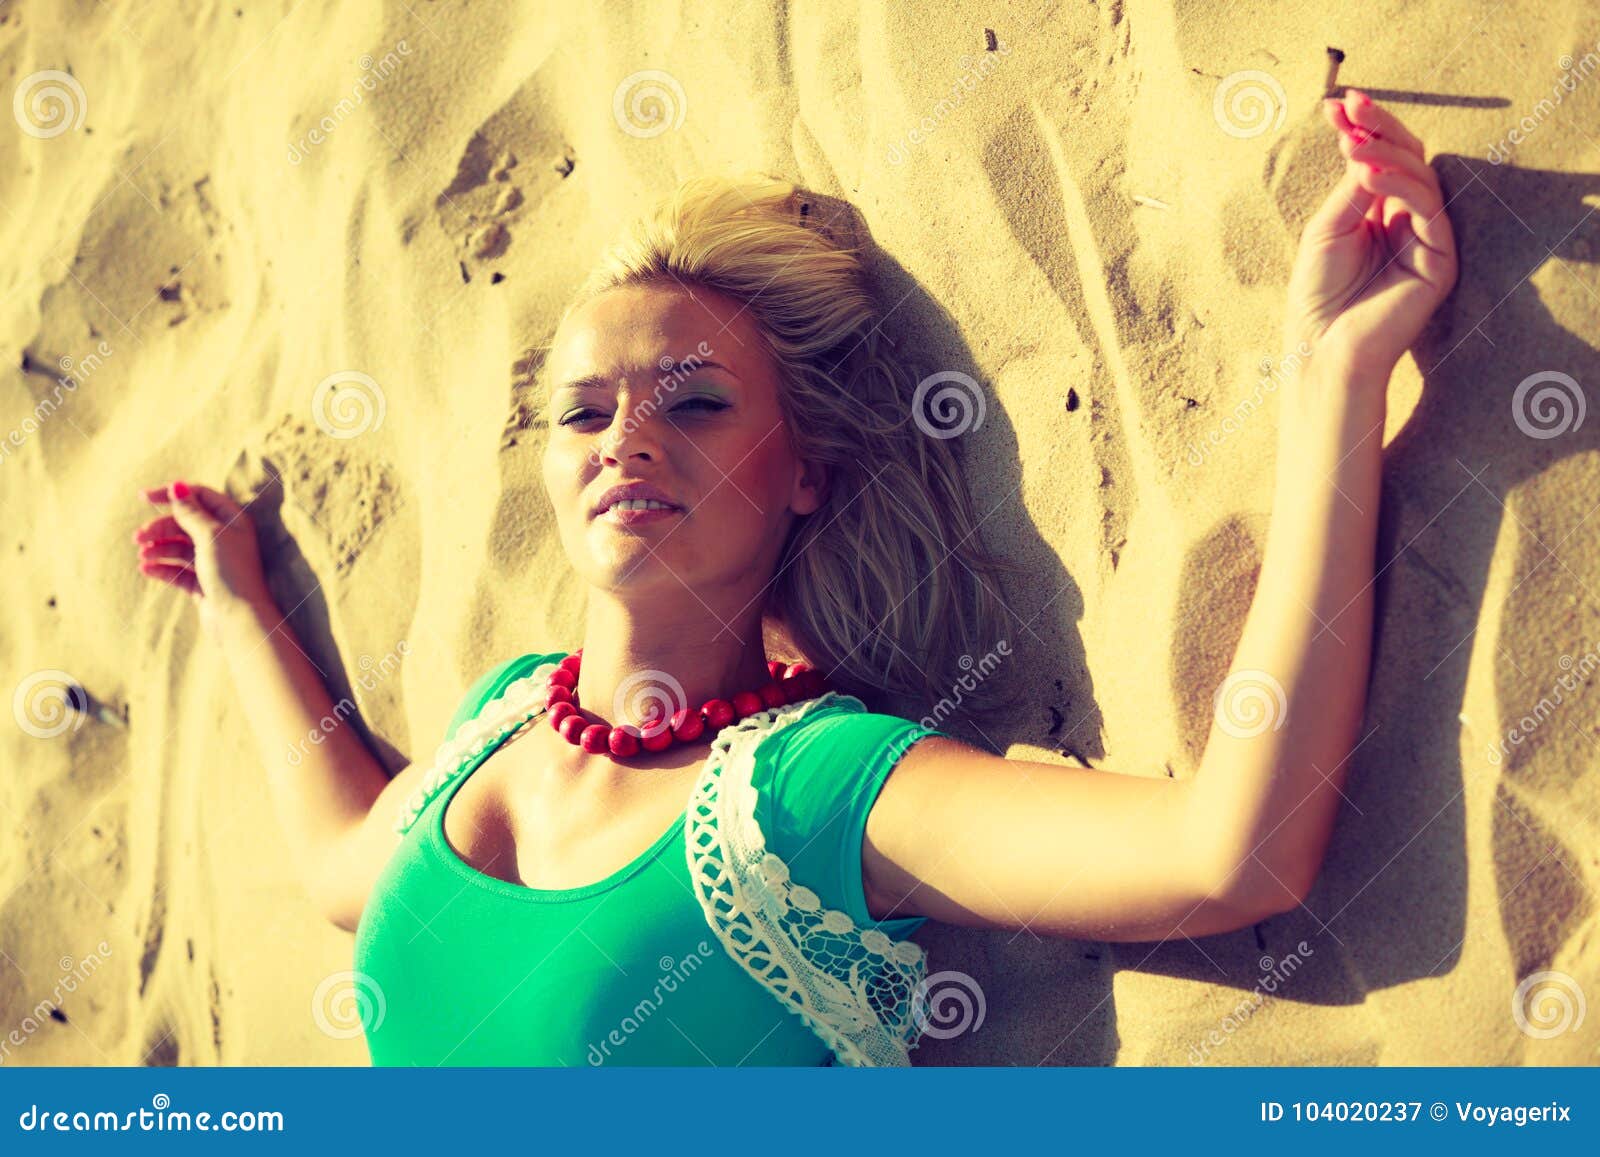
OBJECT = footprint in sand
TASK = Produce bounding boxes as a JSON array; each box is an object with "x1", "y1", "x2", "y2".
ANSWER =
[
  {"x1": 435, "y1": 135, "x2": 526, "y2": 280},
  {"x1": 435, "y1": 80, "x2": 580, "y2": 283}
]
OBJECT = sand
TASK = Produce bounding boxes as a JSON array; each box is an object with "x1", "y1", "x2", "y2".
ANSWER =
[{"x1": 2, "y1": 0, "x2": 1596, "y2": 1066}]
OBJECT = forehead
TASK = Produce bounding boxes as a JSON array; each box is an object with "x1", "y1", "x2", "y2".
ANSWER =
[{"x1": 546, "y1": 281, "x2": 762, "y2": 392}]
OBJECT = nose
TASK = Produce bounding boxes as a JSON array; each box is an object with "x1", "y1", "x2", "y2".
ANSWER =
[{"x1": 597, "y1": 396, "x2": 664, "y2": 465}]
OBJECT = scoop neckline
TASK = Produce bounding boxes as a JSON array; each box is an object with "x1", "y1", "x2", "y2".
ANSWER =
[{"x1": 426, "y1": 652, "x2": 692, "y2": 903}]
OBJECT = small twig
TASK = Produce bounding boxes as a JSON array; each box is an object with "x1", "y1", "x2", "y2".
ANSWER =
[{"x1": 1324, "y1": 46, "x2": 1346, "y2": 98}]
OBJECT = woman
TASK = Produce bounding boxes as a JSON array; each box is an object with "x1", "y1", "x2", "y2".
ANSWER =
[{"x1": 132, "y1": 90, "x2": 1456, "y2": 1065}]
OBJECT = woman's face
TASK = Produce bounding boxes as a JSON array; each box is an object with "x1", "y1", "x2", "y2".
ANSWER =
[{"x1": 541, "y1": 280, "x2": 825, "y2": 601}]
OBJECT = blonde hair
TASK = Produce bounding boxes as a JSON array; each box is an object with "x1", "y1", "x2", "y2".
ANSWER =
[{"x1": 535, "y1": 174, "x2": 1025, "y2": 731}]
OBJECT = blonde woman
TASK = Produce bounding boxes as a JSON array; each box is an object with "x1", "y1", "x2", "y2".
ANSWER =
[{"x1": 133, "y1": 90, "x2": 1455, "y2": 1066}]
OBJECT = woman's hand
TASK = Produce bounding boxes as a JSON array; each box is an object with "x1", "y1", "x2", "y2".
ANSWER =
[
  {"x1": 1282, "y1": 89, "x2": 1459, "y2": 380},
  {"x1": 133, "y1": 480, "x2": 274, "y2": 635}
]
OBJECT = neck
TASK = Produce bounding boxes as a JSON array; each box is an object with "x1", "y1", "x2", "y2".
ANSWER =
[{"x1": 571, "y1": 595, "x2": 777, "y2": 728}]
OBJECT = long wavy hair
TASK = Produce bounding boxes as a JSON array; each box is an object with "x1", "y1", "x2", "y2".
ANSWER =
[{"x1": 527, "y1": 173, "x2": 1025, "y2": 731}]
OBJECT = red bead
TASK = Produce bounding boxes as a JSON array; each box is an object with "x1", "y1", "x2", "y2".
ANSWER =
[
  {"x1": 558, "y1": 712, "x2": 588, "y2": 743},
  {"x1": 540, "y1": 651, "x2": 828, "y2": 759},
  {"x1": 788, "y1": 670, "x2": 820, "y2": 700},
  {"x1": 670, "y1": 707, "x2": 704, "y2": 742}
]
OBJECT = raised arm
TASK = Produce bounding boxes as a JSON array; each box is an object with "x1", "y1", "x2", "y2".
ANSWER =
[
  {"x1": 135, "y1": 482, "x2": 417, "y2": 931},
  {"x1": 861, "y1": 90, "x2": 1457, "y2": 943}
]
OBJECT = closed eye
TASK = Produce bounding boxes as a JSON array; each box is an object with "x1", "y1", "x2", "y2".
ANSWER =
[{"x1": 558, "y1": 397, "x2": 729, "y2": 427}]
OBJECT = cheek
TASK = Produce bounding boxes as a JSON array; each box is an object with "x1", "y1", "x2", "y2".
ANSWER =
[
  {"x1": 716, "y1": 441, "x2": 794, "y2": 525},
  {"x1": 543, "y1": 438, "x2": 588, "y2": 503}
]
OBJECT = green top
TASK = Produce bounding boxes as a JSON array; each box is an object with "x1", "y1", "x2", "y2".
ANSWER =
[{"x1": 352, "y1": 651, "x2": 943, "y2": 1066}]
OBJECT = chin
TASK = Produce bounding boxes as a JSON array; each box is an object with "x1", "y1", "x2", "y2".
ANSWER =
[{"x1": 585, "y1": 548, "x2": 690, "y2": 586}]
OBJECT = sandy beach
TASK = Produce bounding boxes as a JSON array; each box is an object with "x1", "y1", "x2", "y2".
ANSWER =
[{"x1": 2, "y1": 0, "x2": 1596, "y2": 1065}]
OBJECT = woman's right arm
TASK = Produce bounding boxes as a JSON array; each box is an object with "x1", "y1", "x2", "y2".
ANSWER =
[
  {"x1": 135, "y1": 480, "x2": 415, "y2": 932},
  {"x1": 209, "y1": 594, "x2": 420, "y2": 932}
]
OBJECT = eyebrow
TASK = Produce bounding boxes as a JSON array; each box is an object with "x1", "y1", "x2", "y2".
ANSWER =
[{"x1": 553, "y1": 359, "x2": 739, "y2": 393}]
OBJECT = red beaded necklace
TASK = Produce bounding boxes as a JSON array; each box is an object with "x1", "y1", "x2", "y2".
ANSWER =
[{"x1": 544, "y1": 649, "x2": 832, "y2": 758}]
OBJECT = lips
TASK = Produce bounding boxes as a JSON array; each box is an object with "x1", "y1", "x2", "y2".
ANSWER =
[{"x1": 592, "y1": 481, "x2": 683, "y2": 517}]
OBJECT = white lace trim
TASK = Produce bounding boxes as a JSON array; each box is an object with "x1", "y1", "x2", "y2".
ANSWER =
[
  {"x1": 393, "y1": 659, "x2": 565, "y2": 835},
  {"x1": 685, "y1": 690, "x2": 929, "y2": 1067},
  {"x1": 395, "y1": 666, "x2": 930, "y2": 1066}
]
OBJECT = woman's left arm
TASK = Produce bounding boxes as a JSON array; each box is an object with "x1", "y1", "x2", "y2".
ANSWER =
[{"x1": 860, "y1": 91, "x2": 1457, "y2": 941}]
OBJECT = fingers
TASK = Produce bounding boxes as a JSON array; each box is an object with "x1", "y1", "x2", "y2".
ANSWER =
[
  {"x1": 1352, "y1": 168, "x2": 1457, "y2": 288},
  {"x1": 143, "y1": 479, "x2": 245, "y2": 525},
  {"x1": 137, "y1": 560, "x2": 200, "y2": 596},
  {"x1": 1341, "y1": 133, "x2": 1434, "y2": 188},
  {"x1": 188, "y1": 482, "x2": 246, "y2": 520},
  {"x1": 1343, "y1": 89, "x2": 1426, "y2": 160},
  {"x1": 132, "y1": 515, "x2": 184, "y2": 543},
  {"x1": 1352, "y1": 165, "x2": 1449, "y2": 249},
  {"x1": 161, "y1": 481, "x2": 221, "y2": 540},
  {"x1": 1304, "y1": 165, "x2": 1378, "y2": 239},
  {"x1": 138, "y1": 538, "x2": 194, "y2": 565},
  {"x1": 1322, "y1": 88, "x2": 1457, "y2": 284}
]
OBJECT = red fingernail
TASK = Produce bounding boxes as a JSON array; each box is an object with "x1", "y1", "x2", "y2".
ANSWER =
[
  {"x1": 1355, "y1": 90, "x2": 1372, "y2": 107},
  {"x1": 172, "y1": 480, "x2": 191, "y2": 500}
]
